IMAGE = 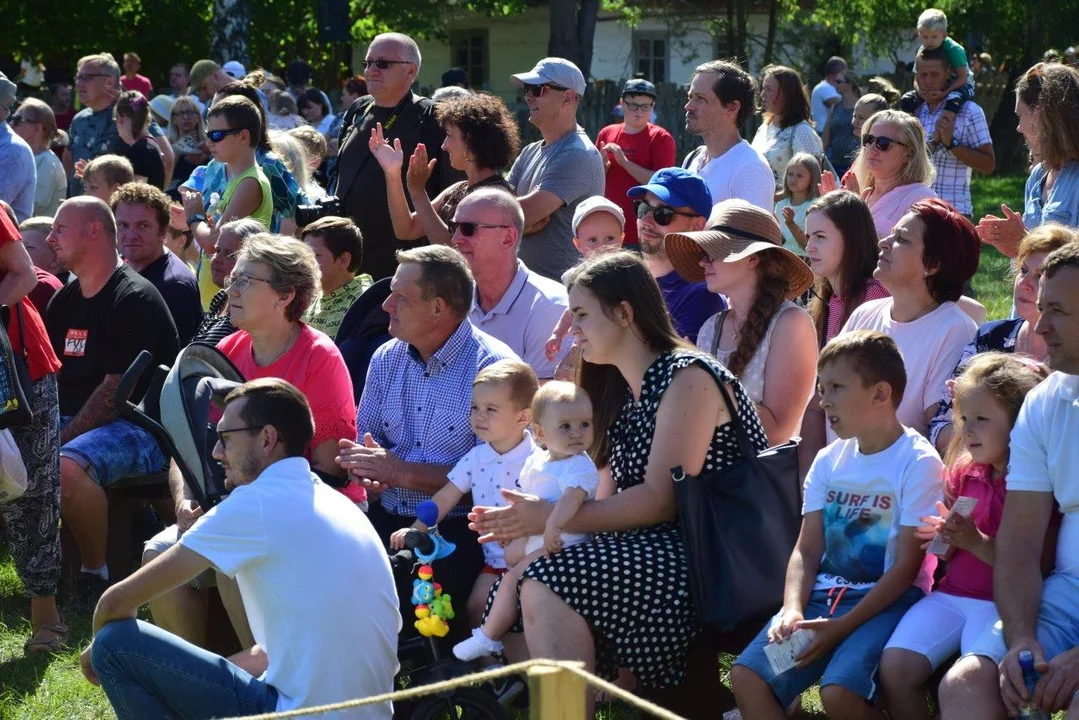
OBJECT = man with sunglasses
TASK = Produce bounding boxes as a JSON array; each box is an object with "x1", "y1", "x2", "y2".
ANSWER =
[
  {"x1": 596, "y1": 78, "x2": 676, "y2": 249},
  {"x1": 912, "y1": 46, "x2": 995, "y2": 219},
  {"x1": 0, "y1": 70, "x2": 37, "y2": 223},
  {"x1": 506, "y1": 57, "x2": 605, "y2": 280},
  {"x1": 627, "y1": 168, "x2": 726, "y2": 344},
  {"x1": 334, "y1": 33, "x2": 461, "y2": 280}
]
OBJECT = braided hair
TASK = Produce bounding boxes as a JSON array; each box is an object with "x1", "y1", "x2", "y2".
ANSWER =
[{"x1": 727, "y1": 251, "x2": 789, "y2": 378}]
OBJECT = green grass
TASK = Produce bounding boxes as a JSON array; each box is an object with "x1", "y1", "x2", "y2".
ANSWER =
[{"x1": 0, "y1": 176, "x2": 1031, "y2": 719}]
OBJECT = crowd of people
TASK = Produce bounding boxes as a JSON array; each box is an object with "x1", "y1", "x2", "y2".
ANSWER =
[{"x1": 1, "y1": 11, "x2": 1079, "y2": 720}]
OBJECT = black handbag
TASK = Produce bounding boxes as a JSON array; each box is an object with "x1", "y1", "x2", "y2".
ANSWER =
[
  {"x1": 672, "y1": 361, "x2": 802, "y2": 632},
  {"x1": 0, "y1": 304, "x2": 33, "y2": 429}
]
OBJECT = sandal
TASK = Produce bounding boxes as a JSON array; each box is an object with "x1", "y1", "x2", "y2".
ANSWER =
[{"x1": 24, "y1": 617, "x2": 70, "y2": 656}]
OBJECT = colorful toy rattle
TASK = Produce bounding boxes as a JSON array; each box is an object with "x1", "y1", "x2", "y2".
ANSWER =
[{"x1": 410, "y1": 500, "x2": 457, "y2": 637}]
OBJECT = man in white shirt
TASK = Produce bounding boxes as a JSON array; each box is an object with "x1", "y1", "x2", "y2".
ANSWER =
[
  {"x1": 681, "y1": 60, "x2": 774, "y2": 211},
  {"x1": 811, "y1": 56, "x2": 847, "y2": 134},
  {"x1": 83, "y1": 378, "x2": 400, "y2": 719},
  {"x1": 939, "y1": 243, "x2": 1079, "y2": 720}
]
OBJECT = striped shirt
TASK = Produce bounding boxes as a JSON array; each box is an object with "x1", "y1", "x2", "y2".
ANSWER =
[{"x1": 825, "y1": 278, "x2": 890, "y2": 344}]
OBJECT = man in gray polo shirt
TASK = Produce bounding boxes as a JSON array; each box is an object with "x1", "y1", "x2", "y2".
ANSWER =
[
  {"x1": 507, "y1": 58, "x2": 605, "y2": 280},
  {"x1": 452, "y1": 187, "x2": 569, "y2": 379}
]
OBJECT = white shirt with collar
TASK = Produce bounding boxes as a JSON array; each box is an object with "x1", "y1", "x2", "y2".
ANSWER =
[{"x1": 468, "y1": 259, "x2": 569, "y2": 379}]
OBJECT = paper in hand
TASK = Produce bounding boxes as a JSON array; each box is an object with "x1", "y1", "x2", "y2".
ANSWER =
[
  {"x1": 763, "y1": 628, "x2": 816, "y2": 676},
  {"x1": 927, "y1": 495, "x2": 979, "y2": 556}
]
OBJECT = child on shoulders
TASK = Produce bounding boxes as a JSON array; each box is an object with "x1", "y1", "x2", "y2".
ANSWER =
[
  {"x1": 453, "y1": 381, "x2": 600, "y2": 661},
  {"x1": 731, "y1": 330, "x2": 944, "y2": 717},
  {"x1": 878, "y1": 352, "x2": 1050, "y2": 719},
  {"x1": 900, "y1": 8, "x2": 975, "y2": 144}
]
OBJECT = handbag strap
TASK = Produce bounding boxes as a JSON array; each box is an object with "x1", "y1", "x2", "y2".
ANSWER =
[
  {"x1": 688, "y1": 355, "x2": 764, "y2": 464},
  {"x1": 14, "y1": 303, "x2": 27, "y2": 360},
  {"x1": 708, "y1": 310, "x2": 728, "y2": 358}
]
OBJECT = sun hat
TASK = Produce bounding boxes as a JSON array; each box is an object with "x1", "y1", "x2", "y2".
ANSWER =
[
  {"x1": 665, "y1": 199, "x2": 815, "y2": 299},
  {"x1": 148, "y1": 95, "x2": 175, "y2": 124},
  {"x1": 572, "y1": 196, "x2": 625, "y2": 235},
  {"x1": 511, "y1": 57, "x2": 587, "y2": 95}
]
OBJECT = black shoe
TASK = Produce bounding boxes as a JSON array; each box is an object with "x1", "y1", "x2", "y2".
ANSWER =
[{"x1": 75, "y1": 572, "x2": 110, "y2": 614}]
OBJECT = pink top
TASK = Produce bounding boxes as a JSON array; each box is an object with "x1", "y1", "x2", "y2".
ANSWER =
[
  {"x1": 218, "y1": 324, "x2": 364, "y2": 503},
  {"x1": 825, "y1": 278, "x2": 890, "y2": 344},
  {"x1": 937, "y1": 460, "x2": 1005, "y2": 600},
  {"x1": 870, "y1": 183, "x2": 936, "y2": 238}
]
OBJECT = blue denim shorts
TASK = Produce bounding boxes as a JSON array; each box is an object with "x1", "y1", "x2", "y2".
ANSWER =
[
  {"x1": 966, "y1": 573, "x2": 1079, "y2": 664},
  {"x1": 734, "y1": 585, "x2": 924, "y2": 706},
  {"x1": 60, "y1": 416, "x2": 168, "y2": 487}
]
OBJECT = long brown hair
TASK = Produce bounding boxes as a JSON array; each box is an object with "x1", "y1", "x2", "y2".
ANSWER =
[
  {"x1": 1015, "y1": 62, "x2": 1079, "y2": 171},
  {"x1": 566, "y1": 251, "x2": 691, "y2": 466},
  {"x1": 726, "y1": 252, "x2": 789, "y2": 378},
  {"x1": 762, "y1": 65, "x2": 812, "y2": 129},
  {"x1": 806, "y1": 191, "x2": 880, "y2": 346}
]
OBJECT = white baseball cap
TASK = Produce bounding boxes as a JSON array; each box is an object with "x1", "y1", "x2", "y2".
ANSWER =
[
  {"x1": 222, "y1": 61, "x2": 246, "y2": 79},
  {"x1": 572, "y1": 196, "x2": 625, "y2": 236},
  {"x1": 511, "y1": 57, "x2": 587, "y2": 95}
]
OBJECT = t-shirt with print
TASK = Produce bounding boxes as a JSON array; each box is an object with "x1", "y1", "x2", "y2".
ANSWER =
[
  {"x1": 803, "y1": 426, "x2": 944, "y2": 594},
  {"x1": 46, "y1": 263, "x2": 179, "y2": 416},
  {"x1": 595, "y1": 123, "x2": 677, "y2": 247},
  {"x1": 303, "y1": 273, "x2": 374, "y2": 339},
  {"x1": 179, "y1": 456, "x2": 399, "y2": 718},
  {"x1": 1007, "y1": 371, "x2": 1079, "y2": 580},
  {"x1": 448, "y1": 434, "x2": 536, "y2": 569},
  {"x1": 508, "y1": 128, "x2": 605, "y2": 280},
  {"x1": 682, "y1": 140, "x2": 775, "y2": 212},
  {"x1": 138, "y1": 250, "x2": 203, "y2": 347}
]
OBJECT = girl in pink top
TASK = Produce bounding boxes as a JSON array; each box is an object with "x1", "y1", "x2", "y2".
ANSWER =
[{"x1": 878, "y1": 353, "x2": 1049, "y2": 720}]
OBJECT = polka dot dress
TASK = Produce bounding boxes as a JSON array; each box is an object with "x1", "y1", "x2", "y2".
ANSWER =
[{"x1": 487, "y1": 350, "x2": 769, "y2": 687}]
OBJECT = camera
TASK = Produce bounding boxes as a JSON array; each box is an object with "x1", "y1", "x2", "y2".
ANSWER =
[{"x1": 295, "y1": 196, "x2": 343, "y2": 226}]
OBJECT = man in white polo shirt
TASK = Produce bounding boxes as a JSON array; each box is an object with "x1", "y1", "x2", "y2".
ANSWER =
[
  {"x1": 453, "y1": 187, "x2": 569, "y2": 379},
  {"x1": 938, "y1": 242, "x2": 1079, "y2": 720}
]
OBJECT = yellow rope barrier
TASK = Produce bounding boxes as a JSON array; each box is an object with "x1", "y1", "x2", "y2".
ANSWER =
[{"x1": 230, "y1": 658, "x2": 688, "y2": 720}]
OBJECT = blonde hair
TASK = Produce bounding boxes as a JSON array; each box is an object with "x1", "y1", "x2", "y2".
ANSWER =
[
  {"x1": 236, "y1": 233, "x2": 321, "y2": 322},
  {"x1": 269, "y1": 131, "x2": 311, "y2": 191},
  {"x1": 1016, "y1": 223, "x2": 1079, "y2": 267},
  {"x1": 917, "y1": 8, "x2": 948, "y2": 31},
  {"x1": 15, "y1": 98, "x2": 58, "y2": 144},
  {"x1": 287, "y1": 125, "x2": 328, "y2": 164},
  {"x1": 852, "y1": 109, "x2": 936, "y2": 191},
  {"x1": 167, "y1": 96, "x2": 207, "y2": 146},
  {"x1": 781, "y1": 153, "x2": 822, "y2": 201},
  {"x1": 531, "y1": 381, "x2": 592, "y2": 428},
  {"x1": 474, "y1": 359, "x2": 539, "y2": 411},
  {"x1": 946, "y1": 352, "x2": 1049, "y2": 474},
  {"x1": 84, "y1": 154, "x2": 135, "y2": 187}
]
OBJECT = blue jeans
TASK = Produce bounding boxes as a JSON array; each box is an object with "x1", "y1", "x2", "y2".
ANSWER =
[{"x1": 91, "y1": 619, "x2": 278, "y2": 719}]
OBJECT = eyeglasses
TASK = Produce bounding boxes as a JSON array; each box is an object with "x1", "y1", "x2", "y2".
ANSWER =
[
  {"x1": 633, "y1": 200, "x2": 699, "y2": 226},
  {"x1": 525, "y1": 83, "x2": 569, "y2": 98},
  {"x1": 207, "y1": 127, "x2": 251, "y2": 143},
  {"x1": 226, "y1": 270, "x2": 273, "y2": 292},
  {"x1": 362, "y1": 59, "x2": 414, "y2": 71},
  {"x1": 862, "y1": 134, "x2": 908, "y2": 152},
  {"x1": 449, "y1": 221, "x2": 513, "y2": 237},
  {"x1": 623, "y1": 100, "x2": 655, "y2": 112},
  {"x1": 216, "y1": 425, "x2": 263, "y2": 449},
  {"x1": 8, "y1": 114, "x2": 28, "y2": 127},
  {"x1": 74, "y1": 73, "x2": 110, "y2": 83}
]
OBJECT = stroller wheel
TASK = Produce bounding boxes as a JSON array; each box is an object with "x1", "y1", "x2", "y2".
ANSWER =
[{"x1": 407, "y1": 687, "x2": 507, "y2": 720}]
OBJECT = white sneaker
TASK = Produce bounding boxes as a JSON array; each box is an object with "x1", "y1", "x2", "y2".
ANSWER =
[{"x1": 453, "y1": 627, "x2": 504, "y2": 661}]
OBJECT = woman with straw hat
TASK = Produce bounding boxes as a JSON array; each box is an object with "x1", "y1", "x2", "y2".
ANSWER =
[{"x1": 666, "y1": 199, "x2": 818, "y2": 445}]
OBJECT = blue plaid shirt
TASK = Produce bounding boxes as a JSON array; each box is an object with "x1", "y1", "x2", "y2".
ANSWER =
[{"x1": 357, "y1": 320, "x2": 519, "y2": 517}]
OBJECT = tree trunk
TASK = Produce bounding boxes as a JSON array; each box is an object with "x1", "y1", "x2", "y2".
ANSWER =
[
  {"x1": 212, "y1": 0, "x2": 250, "y2": 65},
  {"x1": 734, "y1": 0, "x2": 748, "y2": 64},
  {"x1": 548, "y1": 0, "x2": 600, "y2": 81},
  {"x1": 764, "y1": 0, "x2": 779, "y2": 66}
]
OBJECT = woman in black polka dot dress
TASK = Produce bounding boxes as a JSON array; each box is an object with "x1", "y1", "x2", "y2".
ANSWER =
[{"x1": 473, "y1": 252, "x2": 768, "y2": 695}]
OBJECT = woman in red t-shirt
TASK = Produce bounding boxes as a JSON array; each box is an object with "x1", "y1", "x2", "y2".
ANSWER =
[{"x1": 0, "y1": 205, "x2": 66, "y2": 654}]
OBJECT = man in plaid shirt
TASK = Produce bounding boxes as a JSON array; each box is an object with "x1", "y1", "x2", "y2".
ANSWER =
[{"x1": 914, "y1": 46, "x2": 995, "y2": 217}]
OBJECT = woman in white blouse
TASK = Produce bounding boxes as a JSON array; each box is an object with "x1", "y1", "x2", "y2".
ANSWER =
[{"x1": 752, "y1": 65, "x2": 824, "y2": 194}]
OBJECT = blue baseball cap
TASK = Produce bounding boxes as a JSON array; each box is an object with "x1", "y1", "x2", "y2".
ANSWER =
[{"x1": 627, "y1": 168, "x2": 713, "y2": 219}]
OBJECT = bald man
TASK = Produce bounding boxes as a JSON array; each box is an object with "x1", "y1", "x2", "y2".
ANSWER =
[
  {"x1": 452, "y1": 188, "x2": 569, "y2": 379},
  {"x1": 44, "y1": 197, "x2": 179, "y2": 611},
  {"x1": 333, "y1": 32, "x2": 462, "y2": 279}
]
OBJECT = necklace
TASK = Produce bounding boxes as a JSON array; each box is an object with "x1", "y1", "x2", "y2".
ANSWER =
[
  {"x1": 906, "y1": 298, "x2": 939, "y2": 323},
  {"x1": 256, "y1": 324, "x2": 301, "y2": 367}
]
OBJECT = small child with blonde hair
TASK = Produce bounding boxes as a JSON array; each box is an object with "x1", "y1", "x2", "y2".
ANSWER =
[{"x1": 899, "y1": 8, "x2": 975, "y2": 143}]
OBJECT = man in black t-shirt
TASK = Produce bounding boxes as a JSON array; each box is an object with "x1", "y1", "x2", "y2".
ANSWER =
[
  {"x1": 111, "y1": 183, "x2": 202, "y2": 345},
  {"x1": 333, "y1": 32, "x2": 462, "y2": 279},
  {"x1": 44, "y1": 196, "x2": 179, "y2": 609}
]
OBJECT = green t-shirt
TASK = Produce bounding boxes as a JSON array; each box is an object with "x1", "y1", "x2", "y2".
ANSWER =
[
  {"x1": 214, "y1": 164, "x2": 274, "y2": 229},
  {"x1": 942, "y1": 36, "x2": 970, "y2": 71}
]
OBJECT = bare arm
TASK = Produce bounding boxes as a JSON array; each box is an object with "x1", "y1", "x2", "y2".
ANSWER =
[
  {"x1": 0, "y1": 239, "x2": 39, "y2": 305},
  {"x1": 946, "y1": 65, "x2": 971, "y2": 95},
  {"x1": 783, "y1": 512, "x2": 824, "y2": 612},
  {"x1": 413, "y1": 483, "x2": 466, "y2": 530},
  {"x1": 547, "y1": 486, "x2": 587, "y2": 533},
  {"x1": 615, "y1": 155, "x2": 658, "y2": 185},
  {"x1": 153, "y1": 135, "x2": 176, "y2": 190},
  {"x1": 60, "y1": 374, "x2": 122, "y2": 444},
  {"x1": 518, "y1": 189, "x2": 564, "y2": 235},
  {"x1": 93, "y1": 543, "x2": 211, "y2": 633},
  {"x1": 406, "y1": 183, "x2": 453, "y2": 245},
  {"x1": 757, "y1": 308, "x2": 818, "y2": 445},
  {"x1": 227, "y1": 645, "x2": 269, "y2": 677},
  {"x1": 995, "y1": 490, "x2": 1055, "y2": 645},
  {"x1": 951, "y1": 143, "x2": 995, "y2": 175}
]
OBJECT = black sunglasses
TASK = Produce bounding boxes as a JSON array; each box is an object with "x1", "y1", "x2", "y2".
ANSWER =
[
  {"x1": 525, "y1": 83, "x2": 569, "y2": 98},
  {"x1": 207, "y1": 127, "x2": 251, "y2": 143},
  {"x1": 633, "y1": 199, "x2": 698, "y2": 226},
  {"x1": 362, "y1": 59, "x2": 413, "y2": 70},
  {"x1": 862, "y1": 134, "x2": 908, "y2": 152},
  {"x1": 449, "y1": 221, "x2": 512, "y2": 237}
]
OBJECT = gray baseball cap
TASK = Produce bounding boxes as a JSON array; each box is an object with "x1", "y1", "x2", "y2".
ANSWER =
[
  {"x1": 0, "y1": 71, "x2": 16, "y2": 111},
  {"x1": 511, "y1": 57, "x2": 586, "y2": 95}
]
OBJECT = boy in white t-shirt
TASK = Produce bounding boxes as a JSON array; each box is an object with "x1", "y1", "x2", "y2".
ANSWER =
[
  {"x1": 389, "y1": 359, "x2": 539, "y2": 624},
  {"x1": 731, "y1": 331, "x2": 943, "y2": 717}
]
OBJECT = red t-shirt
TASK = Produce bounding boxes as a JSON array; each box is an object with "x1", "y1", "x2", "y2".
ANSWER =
[
  {"x1": 120, "y1": 74, "x2": 154, "y2": 98},
  {"x1": 595, "y1": 122, "x2": 677, "y2": 246},
  {"x1": 0, "y1": 213, "x2": 62, "y2": 381}
]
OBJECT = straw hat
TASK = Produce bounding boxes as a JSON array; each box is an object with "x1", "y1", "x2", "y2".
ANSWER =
[{"x1": 665, "y1": 199, "x2": 814, "y2": 299}]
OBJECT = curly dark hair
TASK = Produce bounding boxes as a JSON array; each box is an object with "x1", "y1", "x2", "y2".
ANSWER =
[{"x1": 435, "y1": 93, "x2": 521, "y2": 171}]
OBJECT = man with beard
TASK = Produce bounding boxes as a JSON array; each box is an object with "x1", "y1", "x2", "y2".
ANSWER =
[{"x1": 626, "y1": 168, "x2": 725, "y2": 343}]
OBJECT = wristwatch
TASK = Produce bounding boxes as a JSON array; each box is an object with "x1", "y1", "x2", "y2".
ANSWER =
[
  {"x1": 186, "y1": 212, "x2": 206, "y2": 227},
  {"x1": 947, "y1": 138, "x2": 960, "y2": 151}
]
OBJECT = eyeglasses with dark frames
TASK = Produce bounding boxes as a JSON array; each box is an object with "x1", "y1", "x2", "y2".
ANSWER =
[
  {"x1": 216, "y1": 425, "x2": 264, "y2": 449},
  {"x1": 206, "y1": 127, "x2": 251, "y2": 143},
  {"x1": 633, "y1": 200, "x2": 699, "y2": 226},
  {"x1": 525, "y1": 83, "x2": 569, "y2": 98},
  {"x1": 448, "y1": 221, "x2": 513, "y2": 237},
  {"x1": 362, "y1": 59, "x2": 414, "y2": 71},
  {"x1": 862, "y1": 134, "x2": 908, "y2": 152}
]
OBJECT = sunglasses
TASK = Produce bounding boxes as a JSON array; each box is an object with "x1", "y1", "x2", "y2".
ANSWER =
[
  {"x1": 633, "y1": 199, "x2": 699, "y2": 226},
  {"x1": 862, "y1": 134, "x2": 908, "y2": 152},
  {"x1": 525, "y1": 83, "x2": 569, "y2": 98},
  {"x1": 206, "y1": 127, "x2": 250, "y2": 143},
  {"x1": 362, "y1": 59, "x2": 413, "y2": 70},
  {"x1": 448, "y1": 221, "x2": 512, "y2": 237}
]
